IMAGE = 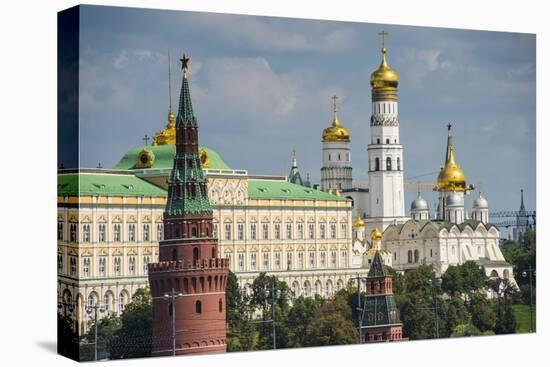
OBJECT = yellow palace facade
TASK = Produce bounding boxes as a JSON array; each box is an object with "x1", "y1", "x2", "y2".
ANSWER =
[{"x1": 57, "y1": 116, "x2": 369, "y2": 334}]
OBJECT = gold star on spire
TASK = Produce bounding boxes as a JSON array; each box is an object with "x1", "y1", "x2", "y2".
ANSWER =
[{"x1": 180, "y1": 53, "x2": 190, "y2": 79}]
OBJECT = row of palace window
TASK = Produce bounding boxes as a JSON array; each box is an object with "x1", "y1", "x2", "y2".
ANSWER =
[
  {"x1": 58, "y1": 254, "x2": 151, "y2": 278},
  {"x1": 215, "y1": 222, "x2": 348, "y2": 241},
  {"x1": 229, "y1": 250, "x2": 348, "y2": 272},
  {"x1": 57, "y1": 222, "x2": 163, "y2": 243},
  {"x1": 371, "y1": 156, "x2": 401, "y2": 171}
]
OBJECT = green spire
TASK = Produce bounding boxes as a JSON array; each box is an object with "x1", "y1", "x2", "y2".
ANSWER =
[
  {"x1": 368, "y1": 251, "x2": 390, "y2": 277},
  {"x1": 176, "y1": 53, "x2": 196, "y2": 126}
]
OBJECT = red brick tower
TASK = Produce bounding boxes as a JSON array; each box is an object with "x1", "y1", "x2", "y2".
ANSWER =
[
  {"x1": 361, "y1": 252, "x2": 405, "y2": 342},
  {"x1": 148, "y1": 54, "x2": 228, "y2": 356}
]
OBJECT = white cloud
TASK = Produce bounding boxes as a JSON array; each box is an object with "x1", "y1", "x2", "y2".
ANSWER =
[
  {"x1": 113, "y1": 50, "x2": 128, "y2": 70},
  {"x1": 197, "y1": 57, "x2": 301, "y2": 120},
  {"x1": 113, "y1": 48, "x2": 164, "y2": 70},
  {"x1": 185, "y1": 13, "x2": 359, "y2": 53}
]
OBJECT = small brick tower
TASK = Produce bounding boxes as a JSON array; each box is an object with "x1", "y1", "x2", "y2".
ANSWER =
[
  {"x1": 148, "y1": 54, "x2": 228, "y2": 356},
  {"x1": 361, "y1": 251, "x2": 404, "y2": 342}
]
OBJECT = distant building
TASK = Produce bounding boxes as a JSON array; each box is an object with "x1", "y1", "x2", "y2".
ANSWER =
[{"x1": 513, "y1": 189, "x2": 530, "y2": 241}]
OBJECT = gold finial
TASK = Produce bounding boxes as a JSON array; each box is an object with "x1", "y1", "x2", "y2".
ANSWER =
[
  {"x1": 379, "y1": 30, "x2": 388, "y2": 50},
  {"x1": 331, "y1": 95, "x2": 341, "y2": 126}
]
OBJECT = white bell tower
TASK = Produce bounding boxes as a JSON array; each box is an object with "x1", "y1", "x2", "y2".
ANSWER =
[{"x1": 366, "y1": 32, "x2": 406, "y2": 232}]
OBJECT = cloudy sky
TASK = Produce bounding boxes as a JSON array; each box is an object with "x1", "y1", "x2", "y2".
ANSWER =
[{"x1": 77, "y1": 5, "x2": 536, "y2": 217}]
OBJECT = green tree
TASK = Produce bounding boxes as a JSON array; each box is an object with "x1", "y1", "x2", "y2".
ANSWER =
[
  {"x1": 304, "y1": 301, "x2": 357, "y2": 346},
  {"x1": 451, "y1": 323, "x2": 483, "y2": 337},
  {"x1": 250, "y1": 273, "x2": 291, "y2": 350},
  {"x1": 459, "y1": 261, "x2": 487, "y2": 297},
  {"x1": 441, "y1": 265, "x2": 464, "y2": 297},
  {"x1": 57, "y1": 313, "x2": 79, "y2": 360},
  {"x1": 441, "y1": 296, "x2": 469, "y2": 337},
  {"x1": 226, "y1": 271, "x2": 259, "y2": 352},
  {"x1": 469, "y1": 294, "x2": 496, "y2": 332},
  {"x1": 250, "y1": 272, "x2": 291, "y2": 312},
  {"x1": 494, "y1": 300, "x2": 517, "y2": 334},
  {"x1": 109, "y1": 288, "x2": 152, "y2": 359},
  {"x1": 80, "y1": 313, "x2": 122, "y2": 361},
  {"x1": 284, "y1": 296, "x2": 323, "y2": 348},
  {"x1": 399, "y1": 295, "x2": 435, "y2": 340}
]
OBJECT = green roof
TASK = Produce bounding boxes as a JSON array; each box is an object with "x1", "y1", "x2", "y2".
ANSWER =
[
  {"x1": 248, "y1": 179, "x2": 346, "y2": 201},
  {"x1": 475, "y1": 258, "x2": 511, "y2": 267},
  {"x1": 113, "y1": 145, "x2": 231, "y2": 171},
  {"x1": 58, "y1": 172, "x2": 167, "y2": 197},
  {"x1": 368, "y1": 251, "x2": 391, "y2": 277}
]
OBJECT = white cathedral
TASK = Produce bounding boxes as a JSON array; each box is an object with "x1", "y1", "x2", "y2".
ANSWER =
[{"x1": 319, "y1": 37, "x2": 515, "y2": 282}]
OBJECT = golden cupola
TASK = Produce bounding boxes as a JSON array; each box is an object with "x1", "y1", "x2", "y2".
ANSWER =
[
  {"x1": 436, "y1": 124, "x2": 467, "y2": 191},
  {"x1": 353, "y1": 207, "x2": 365, "y2": 228},
  {"x1": 322, "y1": 95, "x2": 350, "y2": 142},
  {"x1": 370, "y1": 226, "x2": 382, "y2": 241},
  {"x1": 370, "y1": 44, "x2": 399, "y2": 90}
]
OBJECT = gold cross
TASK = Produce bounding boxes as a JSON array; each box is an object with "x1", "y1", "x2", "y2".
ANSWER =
[
  {"x1": 332, "y1": 95, "x2": 338, "y2": 112},
  {"x1": 379, "y1": 30, "x2": 389, "y2": 48}
]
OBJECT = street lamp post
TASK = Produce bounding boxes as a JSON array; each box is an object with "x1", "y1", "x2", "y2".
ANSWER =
[
  {"x1": 163, "y1": 288, "x2": 183, "y2": 356},
  {"x1": 522, "y1": 266, "x2": 536, "y2": 332},
  {"x1": 85, "y1": 303, "x2": 105, "y2": 361}
]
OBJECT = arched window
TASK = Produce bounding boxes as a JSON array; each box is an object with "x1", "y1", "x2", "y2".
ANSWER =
[
  {"x1": 407, "y1": 250, "x2": 413, "y2": 263},
  {"x1": 397, "y1": 157, "x2": 401, "y2": 171},
  {"x1": 414, "y1": 250, "x2": 419, "y2": 263},
  {"x1": 376, "y1": 138, "x2": 380, "y2": 145},
  {"x1": 193, "y1": 247, "x2": 199, "y2": 261},
  {"x1": 219, "y1": 299, "x2": 223, "y2": 312},
  {"x1": 386, "y1": 157, "x2": 392, "y2": 171},
  {"x1": 195, "y1": 300, "x2": 202, "y2": 314},
  {"x1": 212, "y1": 247, "x2": 216, "y2": 258},
  {"x1": 375, "y1": 158, "x2": 380, "y2": 171},
  {"x1": 191, "y1": 227, "x2": 197, "y2": 237},
  {"x1": 386, "y1": 138, "x2": 390, "y2": 144}
]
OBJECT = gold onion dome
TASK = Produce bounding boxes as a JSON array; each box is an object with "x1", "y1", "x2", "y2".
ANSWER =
[
  {"x1": 353, "y1": 216, "x2": 365, "y2": 229},
  {"x1": 370, "y1": 226, "x2": 382, "y2": 241},
  {"x1": 370, "y1": 47, "x2": 399, "y2": 90},
  {"x1": 436, "y1": 124, "x2": 467, "y2": 191},
  {"x1": 322, "y1": 95, "x2": 350, "y2": 142}
]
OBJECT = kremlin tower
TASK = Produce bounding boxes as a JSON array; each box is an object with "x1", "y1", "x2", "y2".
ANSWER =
[
  {"x1": 148, "y1": 54, "x2": 228, "y2": 356},
  {"x1": 361, "y1": 250, "x2": 404, "y2": 342}
]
